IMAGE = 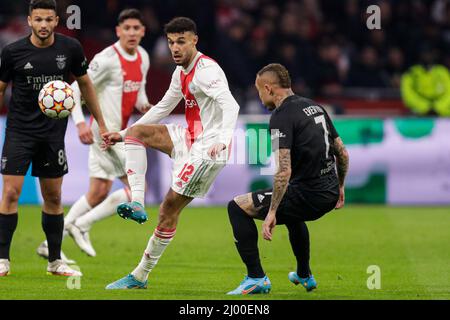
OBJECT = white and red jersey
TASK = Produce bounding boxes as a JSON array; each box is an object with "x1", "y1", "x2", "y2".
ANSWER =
[
  {"x1": 123, "y1": 51, "x2": 239, "y2": 156},
  {"x1": 71, "y1": 41, "x2": 150, "y2": 138}
]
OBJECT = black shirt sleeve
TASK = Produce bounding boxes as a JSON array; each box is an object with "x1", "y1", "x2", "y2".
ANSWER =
[
  {"x1": 269, "y1": 110, "x2": 294, "y2": 150},
  {"x1": 70, "y1": 39, "x2": 88, "y2": 77},
  {"x1": 0, "y1": 46, "x2": 13, "y2": 83}
]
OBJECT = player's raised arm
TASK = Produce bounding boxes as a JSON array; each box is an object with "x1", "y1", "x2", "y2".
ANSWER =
[{"x1": 333, "y1": 137, "x2": 349, "y2": 209}]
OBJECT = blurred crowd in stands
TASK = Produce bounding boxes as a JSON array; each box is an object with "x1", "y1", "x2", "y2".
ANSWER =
[{"x1": 1, "y1": 0, "x2": 450, "y2": 115}]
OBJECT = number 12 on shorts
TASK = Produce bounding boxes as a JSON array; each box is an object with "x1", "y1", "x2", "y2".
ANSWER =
[{"x1": 178, "y1": 163, "x2": 195, "y2": 183}]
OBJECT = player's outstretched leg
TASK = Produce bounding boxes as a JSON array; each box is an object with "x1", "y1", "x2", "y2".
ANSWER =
[
  {"x1": 226, "y1": 200, "x2": 271, "y2": 295},
  {"x1": 115, "y1": 136, "x2": 148, "y2": 224},
  {"x1": 116, "y1": 125, "x2": 174, "y2": 225}
]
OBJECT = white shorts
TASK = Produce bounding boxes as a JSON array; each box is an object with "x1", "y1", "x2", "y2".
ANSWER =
[
  {"x1": 166, "y1": 124, "x2": 226, "y2": 198},
  {"x1": 89, "y1": 141, "x2": 126, "y2": 181}
]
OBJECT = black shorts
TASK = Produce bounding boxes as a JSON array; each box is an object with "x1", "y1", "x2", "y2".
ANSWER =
[
  {"x1": 1, "y1": 130, "x2": 68, "y2": 178},
  {"x1": 251, "y1": 182, "x2": 339, "y2": 224}
]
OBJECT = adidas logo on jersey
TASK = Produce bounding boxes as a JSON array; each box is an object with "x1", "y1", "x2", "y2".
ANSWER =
[
  {"x1": 257, "y1": 194, "x2": 265, "y2": 203},
  {"x1": 24, "y1": 62, "x2": 33, "y2": 70}
]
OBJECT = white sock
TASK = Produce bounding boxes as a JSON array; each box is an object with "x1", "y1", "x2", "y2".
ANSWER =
[
  {"x1": 75, "y1": 188, "x2": 130, "y2": 232},
  {"x1": 131, "y1": 226, "x2": 176, "y2": 282},
  {"x1": 64, "y1": 195, "x2": 93, "y2": 226},
  {"x1": 124, "y1": 137, "x2": 147, "y2": 206}
]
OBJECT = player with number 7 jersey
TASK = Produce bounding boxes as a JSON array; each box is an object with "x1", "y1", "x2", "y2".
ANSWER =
[{"x1": 226, "y1": 63, "x2": 349, "y2": 295}]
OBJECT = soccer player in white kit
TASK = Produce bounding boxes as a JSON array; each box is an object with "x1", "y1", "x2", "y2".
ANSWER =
[
  {"x1": 103, "y1": 17, "x2": 240, "y2": 289},
  {"x1": 36, "y1": 9, "x2": 151, "y2": 260}
]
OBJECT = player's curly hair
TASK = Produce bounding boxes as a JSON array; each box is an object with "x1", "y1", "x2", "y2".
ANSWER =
[
  {"x1": 164, "y1": 17, "x2": 197, "y2": 35},
  {"x1": 29, "y1": 0, "x2": 56, "y2": 14},
  {"x1": 257, "y1": 63, "x2": 292, "y2": 88}
]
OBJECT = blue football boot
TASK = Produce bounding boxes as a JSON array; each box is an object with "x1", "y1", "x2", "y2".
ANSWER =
[
  {"x1": 288, "y1": 272, "x2": 317, "y2": 292},
  {"x1": 117, "y1": 201, "x2": 148, "y2": 224},
  {"x1": 105, "y1": 274, "x2": 147, "y2": 289},
  {"x1": 227, "y1": 275, "x2": 271, "y2": 295}
]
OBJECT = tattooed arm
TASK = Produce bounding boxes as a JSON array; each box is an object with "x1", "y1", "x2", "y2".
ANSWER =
[
  {"x1": 270, "y1": 148, "x2": 292, "y2": 212},
  {"x1": 262, "y1": 148, "x2": 292, "y2": 241},
  {"x1": 334, "y1": 137, "x2": 349, "y2": 209}
]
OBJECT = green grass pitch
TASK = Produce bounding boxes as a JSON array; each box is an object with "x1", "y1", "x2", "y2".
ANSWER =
[{"x1": 0, "y1": 205, "x2": 449, "y2": 300}]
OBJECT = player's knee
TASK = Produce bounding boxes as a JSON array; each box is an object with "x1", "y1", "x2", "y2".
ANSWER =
[
  {"x1": 42, "y1": 190, "x2": 62, "y2": 207},
  {"x1": 2, "y1": 185, "x2": 21, "y2": 204},
  {"x1": 227, "y1": 200, "x2": 241, "y2": 217},
  {"x1": 89, "y1": 189, "x2": 108, "y2": 206},
  {"x1": 127, "y1": 125, "x2": 150, "y2": 142}
]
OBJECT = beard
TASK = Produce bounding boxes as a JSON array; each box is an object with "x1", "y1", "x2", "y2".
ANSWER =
[{"x1": 33, "y1": 28, "x2": 53, "y2": 41}]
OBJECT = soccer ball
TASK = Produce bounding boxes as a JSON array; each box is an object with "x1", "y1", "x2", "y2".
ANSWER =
[{"x1": 38, "y1": 80, "x2": 75, "y2": 119}]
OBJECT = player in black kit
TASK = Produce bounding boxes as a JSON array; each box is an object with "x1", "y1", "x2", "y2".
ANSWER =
[
  {"x1": 0, "y1": 0, "x2": 107, "y2": 277},
  {"x1": 227, "y1": 63, "x2": 349, "y2": 295}
]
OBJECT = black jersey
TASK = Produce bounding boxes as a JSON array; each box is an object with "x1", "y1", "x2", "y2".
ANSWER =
[
  {"x1": 0, "y1": 33, "x2": 88, "y2": 139},
  {"x1": 269, "y1": 95, "x2": 340, "y2": 188}
]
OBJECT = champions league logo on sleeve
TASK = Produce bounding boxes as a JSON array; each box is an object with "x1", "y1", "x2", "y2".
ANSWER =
[{"x1": 56, "y1": 55, "x2": 67, "y2": 70}]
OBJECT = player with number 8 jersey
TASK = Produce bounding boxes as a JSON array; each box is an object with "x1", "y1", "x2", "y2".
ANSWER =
[{"x1": 0, "y1": 0, "x2": 107, "y2": 278}]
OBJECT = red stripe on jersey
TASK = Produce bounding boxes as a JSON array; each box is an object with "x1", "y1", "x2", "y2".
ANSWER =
[
  {"x1": 180, "y1": 55, "x2": 215, "y2": 148},
  {"x1": 112, "y1": 45, "x2": 143, "y2": 130}
]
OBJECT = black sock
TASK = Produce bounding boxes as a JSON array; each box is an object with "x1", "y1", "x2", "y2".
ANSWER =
[
  {"x1": 0, "y1": 213, "x2": 18, "y2": 260},
  {"x1": 227, "y1": 200, "x2": 265, "y2": 278},
  {"x1": 42, "y1": 212, "x2": 64, "y2": 262},
  {"x1": 286, "y1": 221, "x2": 311, "y2": 278}
]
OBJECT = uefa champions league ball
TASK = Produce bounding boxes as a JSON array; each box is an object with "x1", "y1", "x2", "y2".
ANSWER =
[{"x1": 38, "y1": 80, "x2": 75, "y2": 119}]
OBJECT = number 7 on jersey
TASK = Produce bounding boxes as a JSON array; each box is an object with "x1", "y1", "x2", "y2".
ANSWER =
[{"x1": 314, "y1": 115, "x2": 330, "y2": 158}]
